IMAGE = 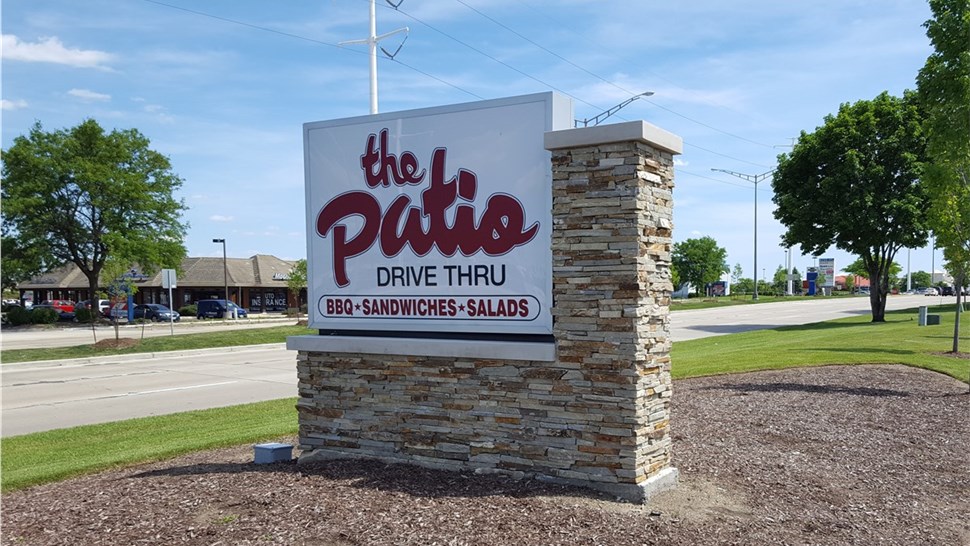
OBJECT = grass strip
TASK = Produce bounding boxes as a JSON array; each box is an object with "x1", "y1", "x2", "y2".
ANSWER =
[
  {"x1": 671, "y1": 293, "x2": 855, "y2": 311},
  {"x1": 671, "y1": 304, "x2": 968, "y2": 382},
  {"x1": 1, "y1": 324, "x2": 311, "y2": 364},
  {"x1": 1, "y1": 398, "x2": 298, "y2": 493}
]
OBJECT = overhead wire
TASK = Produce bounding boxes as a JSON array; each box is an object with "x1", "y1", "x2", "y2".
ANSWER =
[
  {"x1": 452, "y1": 0, "x2": 777, "y2": 150},
  {"x1": 140, "y1": 0, "x2": 776, "y2": 172}
]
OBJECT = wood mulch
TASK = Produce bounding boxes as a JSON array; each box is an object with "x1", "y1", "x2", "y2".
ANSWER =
[
  {"x1": 91, "y1": 338, "x2": 141, "y2": 350},
  {"x1": 2, "y1": 364, "x2": 968, "y2": 545}
]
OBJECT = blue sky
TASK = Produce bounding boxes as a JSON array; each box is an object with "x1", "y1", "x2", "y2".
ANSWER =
[{"x1": 2, "y1": 0, "x2": 943, "y2": 281}]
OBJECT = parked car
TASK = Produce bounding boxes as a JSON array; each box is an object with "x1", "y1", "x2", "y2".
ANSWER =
[
  {"x1": 40, "y1": 299, "x2": 75, "y2": 313},
  {"x1": 196, "y1": 299, "x2": 248, "y2": 319},
  {"x1": 133, "y1": 303, "x2": 180, "y2": 322},
  {"x1": 924, "y1": 287, "x2": 939, "y2": 296},
  {"x1": 939, "y1": 286, "x2": 954, "y2": 296},
  {"x1": 77, "y1": 299, "x2": 111, "y2": 316},
  {"x1": 31, "y1": 303, "x2": 76, "y2": 321}
]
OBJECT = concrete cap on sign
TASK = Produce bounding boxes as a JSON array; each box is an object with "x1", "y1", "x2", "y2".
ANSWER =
[{"x1": 544, "y1": 120, "x2": 683, "y2": 155}]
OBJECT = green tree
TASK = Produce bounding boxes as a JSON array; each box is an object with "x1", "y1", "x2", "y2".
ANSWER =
[
  {"x1": 0, "y1": 232, "x2": 45, "y2": 293},
  {"x1": 2, "y1": 120, "x2": 188, "y2": 313},
  {"x1": 844, "y1": 274, "x2": 855, "y2": 293},
  {"x1": 731, "y1": 263, "x2": 744, "y2": 286},
  {"x1": 287, "y1": 259, "x2": 308, "y2": 317},
  {"x1": 843, "y1": 258, "x2": 903, "y2": 281},
  {"x1": 917, "y1": 0, "x2": 970, "y2": 354},
  {"x1": 671, "y1": 237, "x2": 729, "y2": 297},
  {"x1": 772, "y1": 265, "x2": 788, "y2": 293},
  {"x1": 910, "y1": 270, "x2": 933, "y2": 290},
  {"x1": 772, "y1": 92, "x2": 928, "y2": 321}
]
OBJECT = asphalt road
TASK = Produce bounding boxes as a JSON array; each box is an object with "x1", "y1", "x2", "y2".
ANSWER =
[
  {"x1": 1, "y1": 344, "x2": 296, "y2": 437},
  {"x1": 0, "y1": 316, "x2": 297, "y2": 350},
  {"x1": 671, "y1": 293, "x2": 935, "y2": 341},
  {"x1": 0, "y1": 294, "x2": 944, "y2": 436}
]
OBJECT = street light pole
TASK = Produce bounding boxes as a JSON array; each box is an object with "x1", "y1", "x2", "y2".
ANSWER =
[
  {"x1": 711, "y1": 168, "x2": 774, "y2": 300},
  {"x1": 575, "y1": 92, "x2": 654, "y2": 128},
  {"x1": 212, "y1": 238, "x2": 229, "y2": 319}
]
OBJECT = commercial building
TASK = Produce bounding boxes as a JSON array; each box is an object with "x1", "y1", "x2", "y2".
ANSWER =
[{"x1": 16, "y1": 254, "x2": 303, "y2": 313}]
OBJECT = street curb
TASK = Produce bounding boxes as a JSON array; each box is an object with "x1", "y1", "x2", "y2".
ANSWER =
[{"x1": 6, "y1": 343, "x2": 289, "y2": 368}]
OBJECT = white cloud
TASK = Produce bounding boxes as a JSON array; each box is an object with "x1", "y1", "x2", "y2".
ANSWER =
[
  {"x1": 674, "y1": 158, "x2": 689, "y2": 167},
  {"x1": 68, "y1": 88, "x2": 111, "y2": 102},
  {"x1": 1, "y1": 34, "x2": 114, "y2": 69},
  {"x1": 1, "y1": 98, "x2": 28, "y2": 110},
  {"x1": 210, "y1": 215, "x2": 235, "y2": 222}
]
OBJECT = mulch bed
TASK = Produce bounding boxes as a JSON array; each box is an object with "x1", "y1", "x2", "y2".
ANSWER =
[
  {"x1": 3, "y1": 364, "x2": 968, "y2": 545},
  {"x1": 91, "y1": 338, "x2": 141, "y2": 350}
]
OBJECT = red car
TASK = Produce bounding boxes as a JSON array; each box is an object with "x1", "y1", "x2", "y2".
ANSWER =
[{"x1": 40, "y1": 300, "x2": 75, "y2": 313}]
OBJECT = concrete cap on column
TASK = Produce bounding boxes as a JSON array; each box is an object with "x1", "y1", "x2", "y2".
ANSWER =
[{"x1": 544, "y1": 120, "x2": 683, "y2": 155}]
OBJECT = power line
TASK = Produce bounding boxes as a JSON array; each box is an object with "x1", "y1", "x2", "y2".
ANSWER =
[
  {"x1": 457, "y1": 0, "x2": 776, "y2": 150},
  {"x1": 140, "y1": 0, "x2": 777, "y2": 169}
]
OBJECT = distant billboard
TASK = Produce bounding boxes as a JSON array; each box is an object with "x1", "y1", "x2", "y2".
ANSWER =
[{"x1": 818, "y1": 258, "x2": 835, "y2": 288}]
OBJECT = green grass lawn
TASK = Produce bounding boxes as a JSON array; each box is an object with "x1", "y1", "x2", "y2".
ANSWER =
[
  {"x1": 671, "y1": 304, "x2": 968, "y2": 382},
  {"x1": 1, "y1": 398, "x2": 298, "y2": 493},
  {"x1": 1, "y1": 324, "x2": 312, "y2": 364},
  {"x1": 2, "y1": 304, "x2": 966, "y2": 493},
  {"x1": 670, "y1": 293, "x2": 851, "y2": 311}
]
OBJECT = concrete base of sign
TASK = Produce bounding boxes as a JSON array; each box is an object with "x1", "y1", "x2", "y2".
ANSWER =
[
  {"x1": 286, "y1": 334, "x2": 556, "y2": 362},
  {"x1": 297, "y1": 450, "x2": 678, "y2": 504}
]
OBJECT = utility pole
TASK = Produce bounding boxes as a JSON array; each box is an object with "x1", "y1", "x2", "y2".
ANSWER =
[
  {"x1": 340, "y1": 0, "x2": 409, "y2": 114},
  {"x1": 711, "y1": 169, "x2": 774, "y2": 300}
]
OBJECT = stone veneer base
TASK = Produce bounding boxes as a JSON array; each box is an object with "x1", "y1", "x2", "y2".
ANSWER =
[{"x1": 297, "y1": 449, "x2": 678, "y2": 504}]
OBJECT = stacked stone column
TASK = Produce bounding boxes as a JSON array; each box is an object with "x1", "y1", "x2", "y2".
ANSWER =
[{"x1": 546, "y1": 121, "x2": 680, "y2": 497}]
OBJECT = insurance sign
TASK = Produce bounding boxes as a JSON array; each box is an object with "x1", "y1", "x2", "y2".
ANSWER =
[{"x1": 304, "y1": 92, "x2": 571, "y2": 336}]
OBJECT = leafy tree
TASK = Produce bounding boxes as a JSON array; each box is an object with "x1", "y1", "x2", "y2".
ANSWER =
[
  {"x1": 671, "y1": 237, "x2": 729, "y2": 296},
  {"x1": 771, "y1": 265, "x2": 789, "y2": 293},
  {"x1": 287, "y1": 259, "x2": 308, "y2": 317},
  {"x1": 910, "y1": 270, "x2": 933, "y2": 290},
  {"x1": 917, "y1": 0, "x2": 970, "y2": 355},
  {"x1": 2, "y1": 120, "x2": 188, "y2": 316},
  {"x1": 731, "y1": 263, "x2": 744, "y2": 286},
  {"x1": 1, "y1": 232, "x2": 45, "y2": 292},
  {"x1": 844, "y1": 274, "x2": 855, "y2": 292},
  {"x1": 843, "y1": 258, "x2": 903, "y2": 280},
  {"x1": 733, "y1": 277, "x2": 754, "y2": 295},
  {"x1": 773, "y1": 92, "x2": 928, "y2": 321}
]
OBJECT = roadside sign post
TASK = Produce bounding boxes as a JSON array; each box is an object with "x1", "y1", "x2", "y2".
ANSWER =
[{"x1": 161, "y1": 269, "x2": 177, "y2": 335}]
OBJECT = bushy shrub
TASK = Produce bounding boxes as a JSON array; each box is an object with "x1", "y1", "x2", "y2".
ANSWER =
[
  {"x1": 75, "y1": 307, "x2": 94, "y2": 323},
  {"x1": 30, "y1": 307, "x2": 59, "y2": 324},
  {"x1": 179, "y1": 304, "x2": 197, "y2": 317},
  {"x1": 6, "y1": 306, "x2": 31, "y2": 326}
]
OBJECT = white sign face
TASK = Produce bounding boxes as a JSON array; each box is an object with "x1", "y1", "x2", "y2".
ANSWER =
[
  {"x1": 161, "y1": 268, "x2": 177, "y2": 289},
  {"x1": 304, "y1": 93, "x2": 571, "y2": 336},
  {"x1": 818, "y1": 258, "x2": 835, "y2": 288}
]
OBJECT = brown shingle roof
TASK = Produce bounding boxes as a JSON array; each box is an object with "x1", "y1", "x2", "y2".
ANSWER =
[{"x1": 18, "y1": 255, "x2": 297, "y2": 290}]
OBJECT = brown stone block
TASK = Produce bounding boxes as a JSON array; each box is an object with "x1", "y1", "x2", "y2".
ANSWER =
[{"x1": 577, "y1": 445, "x2": 620, "y2": 456}]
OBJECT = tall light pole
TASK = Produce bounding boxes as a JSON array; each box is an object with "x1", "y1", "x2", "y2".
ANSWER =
[
  {"x1": 213, "y1": 238, "x2": 229, "y2": 318},
  {"x1": 575, "y1": 92, "x2": 654, "y2": 127},
  {"x1": 711, "y1": 169, "x2": 773, "y2": 300}
]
